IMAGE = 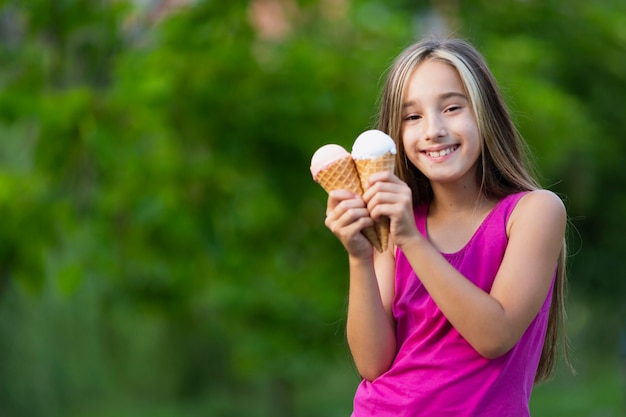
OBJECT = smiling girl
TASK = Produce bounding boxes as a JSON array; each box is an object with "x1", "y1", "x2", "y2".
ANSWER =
[{"x1": 324, "y1": 38, "x2": 571, "y2": 416}]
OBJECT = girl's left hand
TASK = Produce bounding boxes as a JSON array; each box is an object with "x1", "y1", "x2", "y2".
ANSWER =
[{"x1": 362, "y1": 171, "x2": 420, "y2": 248}]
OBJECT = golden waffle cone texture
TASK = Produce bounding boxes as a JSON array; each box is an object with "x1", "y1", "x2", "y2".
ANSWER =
[{"x1": 354, "y1": 152, "x2": 396, "y2": 251}]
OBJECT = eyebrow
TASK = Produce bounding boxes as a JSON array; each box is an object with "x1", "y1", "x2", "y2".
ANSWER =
[{"x1": 402, "y1": 91, "x2": 468, "y2": 109}]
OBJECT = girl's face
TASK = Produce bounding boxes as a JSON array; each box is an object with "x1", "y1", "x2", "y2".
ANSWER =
[{"x1": 401, "y1": 60, "x2": 481, "y2": 187}]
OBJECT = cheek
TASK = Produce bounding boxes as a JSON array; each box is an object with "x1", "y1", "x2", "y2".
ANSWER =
[
  {"x1": 402, "y1": 129, "x2": 425, "y2": 161},
  {"x1": 401, "y1": 139, "x2": 418, "y2": 162},
  {"x1": 460, "y1": 119, "x2": 480, "y2": 139},
  {"x1": 401, "y1": 126, "x2": 420, "y2": 149},
  {"x1": 402, "y1": 141, "x2": 423, "y2": 168}
]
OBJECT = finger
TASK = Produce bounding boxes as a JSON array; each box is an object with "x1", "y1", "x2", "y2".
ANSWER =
[
  {"x1": 366, "y1": 174, "x2": 413, "y2": 199},
  {"x1": 367, "y1": 189, "x2": 413, "y2": 221},
  {"x1": 327, "y1": 194, "x2": 366, "y2": 217},
  {"x1": 327, "y1": 190, "x2": 359, "y2": 213},
  {"x1": 326, "y1": 207, "x2": 374, "y2": 244},
  {"x1": 327, "y1": 189, "x2": 362, "y2": 210},
  {"x1": 363, "y1": 181, "x2": 405, "y2": 203},
  {"x1": 368, "y1": 200, "x2": 395, "y2": 221},
  {"x1": 329, "y1": 189, "x2": 361, "y2": 200},
  {"x1": 334, "y1": 213, "x2": 373, "y2": 233},
  {"x1": 364, "y1": 171, "x2": 399, "y2": 188},
  {"x1": 330, "y1": 205, "x2": 370, "y2": 228}
]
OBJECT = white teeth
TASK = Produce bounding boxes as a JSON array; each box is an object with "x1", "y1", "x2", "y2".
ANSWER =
[{"x1": 427, "y1": 146, "x2": 457, "y2": 158}]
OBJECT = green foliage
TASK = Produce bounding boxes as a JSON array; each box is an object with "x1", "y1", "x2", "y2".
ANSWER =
[{"x1": 0, "y1": 0, "x2": 624, "y2": 416}]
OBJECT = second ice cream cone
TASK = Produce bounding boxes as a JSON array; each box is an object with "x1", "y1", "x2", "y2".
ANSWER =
[
  {"x1": 351, "y1": 129, "x2": 398, "y2": 252},
  {"x1": 354, "y1": 152, "x2": 396, "y2": 251}
]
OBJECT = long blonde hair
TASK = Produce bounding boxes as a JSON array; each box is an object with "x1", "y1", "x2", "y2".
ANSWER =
[{"x1": 377, "y1": 37, "x2": 571, "y2": 382}]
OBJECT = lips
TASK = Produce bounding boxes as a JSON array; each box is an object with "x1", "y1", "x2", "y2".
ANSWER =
[{"x1": 424, "y1": 145, "x2": 459, "y2": 158}]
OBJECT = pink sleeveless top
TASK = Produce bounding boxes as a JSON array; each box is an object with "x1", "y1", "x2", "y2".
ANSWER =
[{"x1": 352, "y1": 192, "x2": 554, "y2": 417}]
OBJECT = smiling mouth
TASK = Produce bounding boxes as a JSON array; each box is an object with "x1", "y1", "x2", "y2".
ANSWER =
[{"x1": 425, "y1": 145, "x2": 459, "y2": 158}]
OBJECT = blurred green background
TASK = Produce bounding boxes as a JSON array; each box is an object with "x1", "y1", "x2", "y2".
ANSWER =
[{"x1": 0, "y1": 0, "x2": 624, "y2": 416}]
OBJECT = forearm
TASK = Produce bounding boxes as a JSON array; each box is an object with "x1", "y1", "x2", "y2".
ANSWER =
[
  {"x1": 399, "y1": 237, "x2": 517, "y2": 358},
  {"x1": 346, "y1": 256, "x2": 397, "y2": 381}
]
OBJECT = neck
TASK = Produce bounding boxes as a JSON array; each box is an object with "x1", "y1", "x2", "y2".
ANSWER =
[{"x1": 429, "y1": 180, "x2": 492, "y2": 215}]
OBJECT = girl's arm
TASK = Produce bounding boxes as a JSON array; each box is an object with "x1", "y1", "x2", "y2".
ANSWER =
[
  {"x1": 391, "y1": 189, "x2": 566, "y2": 358},
  {"x1": 346, "y1": 247, "x2": 396, "y2": 381},
  {"x1": 325, "y1": 190, "x2": 397, "y2": 381}
]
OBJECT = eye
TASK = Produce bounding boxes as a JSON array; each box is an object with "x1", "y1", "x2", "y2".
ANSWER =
[
  {"x1": 445, "y1": 105, "x2": 461, "y2": 113},
  {"x1": 403, "y1": 114, "x2": 421, "y2": 121}
]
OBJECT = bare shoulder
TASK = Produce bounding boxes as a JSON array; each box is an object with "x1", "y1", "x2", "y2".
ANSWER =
[
  {"x1": 518, "y1": 189, "x2": 565, "y2": 216},
  {"x1": 508, "y1": 190, "x2": 566, "y2": 235}
]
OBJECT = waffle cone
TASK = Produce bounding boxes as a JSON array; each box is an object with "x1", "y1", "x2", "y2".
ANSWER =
[
  {"x1": 354, "y1": 152, "x2": 396, "y2": 251},
  {"x1": 314, "y1": 155, "x2": 382, "y2": 252}
]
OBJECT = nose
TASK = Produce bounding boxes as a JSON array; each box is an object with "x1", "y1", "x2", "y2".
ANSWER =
[{"x1": 424, "y1": 114, "x2": 446, "y2": 141}]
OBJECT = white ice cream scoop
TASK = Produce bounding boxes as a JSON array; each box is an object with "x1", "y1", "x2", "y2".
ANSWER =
[{"x1": 351, "y1": 130, "x2": 397, "y2": 160}]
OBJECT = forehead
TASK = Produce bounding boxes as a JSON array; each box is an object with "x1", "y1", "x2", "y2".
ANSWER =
[{"x1": 404, "y1": 59, "x2": 465, "y2": 101}]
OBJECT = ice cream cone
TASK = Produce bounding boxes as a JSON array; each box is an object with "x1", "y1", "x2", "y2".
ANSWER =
[
  {"x1": 354, "y1": 152, "x2": 396, "y2": 251},
  {"x1": 313, "y1": 155, "x2": 383, "y2": 252}
]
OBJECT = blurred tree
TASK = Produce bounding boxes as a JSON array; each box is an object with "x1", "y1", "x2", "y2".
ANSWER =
[{"x1": 0, "y1": 0, "x2": 414, "y2": 415}]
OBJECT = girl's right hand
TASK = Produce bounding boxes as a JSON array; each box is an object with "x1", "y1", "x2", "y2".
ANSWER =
[{"x1": 325, "y1": 190, "x2": 376, "y2": 259}]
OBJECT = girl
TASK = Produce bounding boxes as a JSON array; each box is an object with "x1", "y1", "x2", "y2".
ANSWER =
[{"x1": 324, "y1": 38, "x2": 570, "y2": 416}]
